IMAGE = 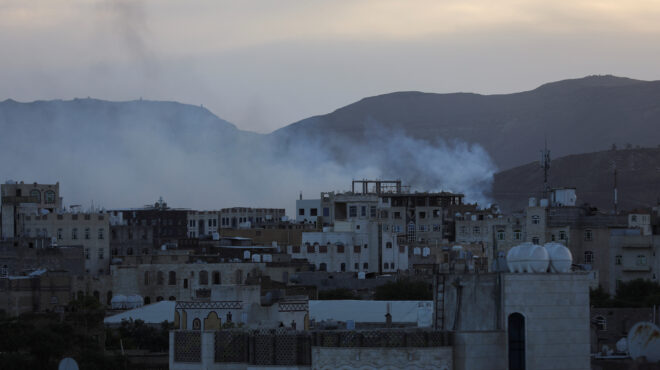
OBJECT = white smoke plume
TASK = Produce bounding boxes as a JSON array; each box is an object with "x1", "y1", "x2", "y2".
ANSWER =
[{"x1": 0, "y1": 99, "x2": 496, "y2": 214}]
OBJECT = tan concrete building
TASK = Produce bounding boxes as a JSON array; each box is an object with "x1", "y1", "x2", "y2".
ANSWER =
[
  {"x1": 1, "y1": 181, "x2": 62, "y2": 238},
  {"x1": 0, "y1": 270, "x2": 72, "y2": 316},
  {"x1": 21, "y1": 212, "x2": 110, "y2": 276}
]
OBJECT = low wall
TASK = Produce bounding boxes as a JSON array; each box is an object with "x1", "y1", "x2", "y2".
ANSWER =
[{"x1": 312, "y1": 347, "x2": 452, "y2": 369}]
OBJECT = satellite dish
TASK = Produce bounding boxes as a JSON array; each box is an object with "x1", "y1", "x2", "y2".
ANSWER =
[
  {"x1": 628, "y1": 322, "x2": 660, "y2": 362},
  {"x1": 58, "y1": 357, "x2": 79, "y2": 370}
]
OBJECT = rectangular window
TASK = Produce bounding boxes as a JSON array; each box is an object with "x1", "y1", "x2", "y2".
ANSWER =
[
  {"x1": 323, "y1": 207, "x2": 330, "y2": 217},
  {"x1": 72, "y1": 228, "x2": 78, "y2": 240},
  {"x1": 310, "y1": 208, "x2": 318, "y2": 216},
  {"x1": 354, "y1": 245, "x2": 361, "y2": 253},
  {"x1": 361, "y1": 206, "x2": 366, "y2": 217},
  {"x1": 419, "y1": 212, "x2": 426, "y2": 219},
  {"x1": 319, "y1": 244, "x2": 328, "y2": 253},
  {"x1": 370, "y1": 206, "x2": 377, "y2": 218},
  {"x1": 85, "y1": 228, "x2": 90, "y2": 240},
  {"x1": 349, "y1": 206, "x2": 357, "y2": 217},
  {"x1": 299, "y1": 208, "x2": 305, "y2": 216},
  {"x1": 98, "y1": 248, "x2": 104, "y2": 259},
  {"x1": 394, "y1": 212, "x2": 401, "y2": 219},
  {"x1": 292, "y1": 245, "x2": 301, "y2": 253},
  {"x1": 615, "y1": 255, "x2": 622, "y2": 265},
  {"x1": 337, "y1": 245, "x2": 345, "y2": 253},
  {"x1": 98, "y1": 228, "x2": 104, "y2": 240},
  {"x1": 584, "y1": 230, "x2": 593, "y2": 241},
  {"x1": 85, "y1": 248, "x2": 90, "y2": 260},
  {"x1": 307, "y1": 244, "x2": 315, "y2": 253},
  {"x1": 57, "y1": 228, "x2": 63, "y2": 240}
]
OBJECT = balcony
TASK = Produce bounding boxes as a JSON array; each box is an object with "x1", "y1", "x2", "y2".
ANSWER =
[{"x1": 622, "y1": 265, "x2": 651, "y2": 272}]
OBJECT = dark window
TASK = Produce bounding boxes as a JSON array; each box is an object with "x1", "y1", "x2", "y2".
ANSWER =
[
  {"x1": 354, "y1": 245, "x2": 360, "y2": 253},
  {"x1": 310, "y1": 208, "x2": 318, "y2": 216},
  {"x1": 323, "y1": 207, "x2": 330, "y2": 217},
  {"x1": 361, "y1": 206, "x2": 366, "y2": 217},
  {"x1": 213, "y1": 271, "x2": 221, "y2": 284},
  {"x1": 319, "y1": 263, "x2": 327, "y2": 271},
  {"x1": 337, "y1": 245, "x2": 345, "y2": 253},
  {"x1": 292, "y1": 245, "x2": 301, "y2": 253},
  {"x1": 349, "y1": 206, "x2": 357, "y2": 217},
  {"x1": 319, "y1": 244, "x2": 328, "y2": 253},
  {"x1": 363, "y1": 263, "x2": 368, "y2": 270},
  {"x1": 199, "y1": 270, "x2": 208, "y2": 285},
  {"x1": 298, "y1": 208, "x2": 305, "y2": 216},
  {"x1": 168, "y1": 271, "x2": 176, "y2": 285},
  {"x1": 340, "y1": 263, "x2": 346, "y2": 272}
]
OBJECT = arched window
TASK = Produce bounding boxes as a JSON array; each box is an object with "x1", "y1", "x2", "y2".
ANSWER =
[
  {"x1": 531, "y1": 236, "x2": 540, "y2": 245},
  {"x1": 584, "y1": 251, "x2": 594, "y2": 263},
  {"x1": 45, "y1": 190, "x2": 56, "y2": 204},
  {"x1": 192, "y1": 318, "x2": 201, "y2": 330},
  {"x1": 156, "y1": 296, "x2": 164, "y2": 302},
  {"x1": 319, "y1": 263, "x2": 327, "y2": 271},
  {"x1": 531, "y1": 215, "x2": 540, "y2": 225},
  {"x1": 168, "y1": 271, "x2": 176, "y2": 285},
  {"x1": 497, "y1": 229, "x2": 506, "y2": 240},
  {"x1": 30, "y1": 189, "x2": 41, "y2": 202},
  {"x1": 157, "y1": 271, "x2": 164, "y2": 285},
  {"x1": 199, "y1": 270, "x2": 209, "y2": 285},
  {"x1": 212, "y1": 271, "x2": 221, "y2": 285},
  {"x1": 168, "y1": 296, "x2": 176, "y2": 301},
  {"x1": 508, "y1": 313, "x2": 525, "y2": 370},
  {"x1": 144, "y1": 271, "x2": 149, "y2": 285}
]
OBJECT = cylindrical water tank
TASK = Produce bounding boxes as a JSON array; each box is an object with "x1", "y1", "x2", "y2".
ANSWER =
[
  {"x1": 518, "y1": 243, "x2": 549, "y2": 273},
  {"x1": 544, "y1": 242, "x2": 573, "y2": 273},
  {"x1": 506, "y1": 245, "x2": 521, "y2": 273}
]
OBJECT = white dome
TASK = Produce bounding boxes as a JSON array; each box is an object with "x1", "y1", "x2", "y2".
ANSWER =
[{"x1": 544, "y1": 242, "x2": 573, "y2": 273}]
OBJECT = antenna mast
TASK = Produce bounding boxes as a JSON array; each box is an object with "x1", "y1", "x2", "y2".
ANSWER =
[
  {"x1": 613, "y1": 162, "x2": 618, "y2": 214},
  {"x1": 540, "y1": 139, "x2": 551, "y2": 198}
]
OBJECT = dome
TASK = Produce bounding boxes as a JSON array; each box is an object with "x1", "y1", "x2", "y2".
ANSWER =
[{"x1": 544, "y1": 242, "x2": 573, "y2": 273}]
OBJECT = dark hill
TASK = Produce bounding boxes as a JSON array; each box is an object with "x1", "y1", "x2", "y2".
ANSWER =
[
  {"x1": 273, "y1": 75, "x2": 660, "y2": 170},
  {"x1": 492, "y1": 147, "x2": 660, "y2": 212}
]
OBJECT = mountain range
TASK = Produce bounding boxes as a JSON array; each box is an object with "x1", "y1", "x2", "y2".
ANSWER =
[{"x1": 1, "y1": 75, "x2": 659, "y2": 212}]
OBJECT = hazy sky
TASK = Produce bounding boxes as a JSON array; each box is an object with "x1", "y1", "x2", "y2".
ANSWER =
[{"x1": 2, "y1": 0, "x2": 660, "y2": 133}]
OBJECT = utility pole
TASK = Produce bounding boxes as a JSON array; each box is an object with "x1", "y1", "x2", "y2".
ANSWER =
[{"x1": 540, "y1": 139, "x2": 551, "y2": 198}]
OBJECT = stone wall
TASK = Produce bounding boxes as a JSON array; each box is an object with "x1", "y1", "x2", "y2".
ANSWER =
[{"x1": 311, "y1": 347, "x2": 452, "y2": 369}]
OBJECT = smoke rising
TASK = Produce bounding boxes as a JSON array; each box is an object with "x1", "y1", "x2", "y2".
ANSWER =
[{"x1": 0, "y1": 99, "x2": 496, "y2": 214}]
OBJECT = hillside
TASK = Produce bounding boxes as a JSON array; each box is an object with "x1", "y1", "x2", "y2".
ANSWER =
[
  {"x1": 492, "y1": 148, "x2": 660, "y2": 212},
  {"x1": 273, "y1": 75, "x2": 660, "y2": 170}
]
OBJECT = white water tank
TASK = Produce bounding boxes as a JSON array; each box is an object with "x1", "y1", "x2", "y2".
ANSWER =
[
  {"x1": 422, "y1": 247, "x2": 430, "y2": 257},
  {"x1": 529, "y1": 197, "x2": 537, "y2": 207},
  {"x1": 110, "y1": 295, "x2": 127, "y2": 309},
  {"x1": 544, "y1": 242, "x2": 573, "y2": 273},
  {"x1": 507, "y1": 242, "x2": 549, "y2": 273},
  {"x1": 539, "y1": 198, "x2": 549, "y2": 207},
  {"x1": 263, "y1": 254, "x2": 272, "y2": 262},
  {"x1": 252, "y1": 254, "x2": 261, "y2": 262},
  {"x1": 243, "y1": 251, "x2": 251, "y2": 260},
  {"x1": 413, "y1": 247, "x2": 421, "y2": 255},
  {"x1": 126, "y1": 295, "x2": 144, "y2": 309},
  {"x1": 357, "y1": 271, "x2": 366, "y2": 280}
]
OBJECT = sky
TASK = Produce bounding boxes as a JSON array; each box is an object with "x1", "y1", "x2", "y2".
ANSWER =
[{"x1": 2, "y1": 0, "x2": 660, "y2": 133}]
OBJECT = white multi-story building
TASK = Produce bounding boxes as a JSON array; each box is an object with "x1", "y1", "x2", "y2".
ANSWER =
[
  {"x1": 295, "y1": 198, "x2": 321, "y2": 224},
  {"x1": 187, "y1": 211, "x2": 220, "y2": 238},
  {"x1": 289, "y1": 220, "x2": 406, "y2": 273}
]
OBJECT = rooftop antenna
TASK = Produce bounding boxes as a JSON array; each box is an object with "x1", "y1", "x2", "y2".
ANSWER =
[
  {"x1": 613, "y1": 161, "x2": 618, "y2": 214},
  {"x1": 540, "y1": 138, "x2": 551, "y2": 198}
]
